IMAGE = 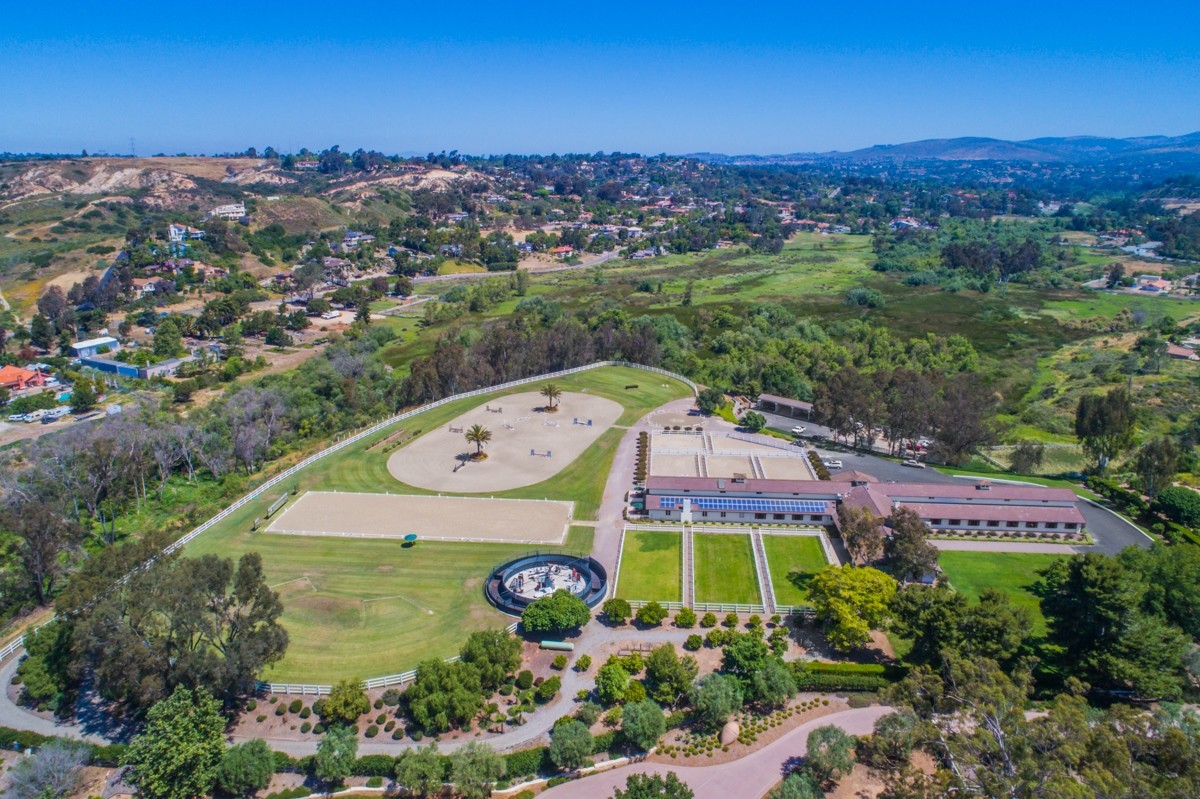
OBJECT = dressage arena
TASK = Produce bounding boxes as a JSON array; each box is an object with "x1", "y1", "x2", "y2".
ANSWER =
[
  {"x1": 387, "y1": 390, "x2": 624, "y2": 492},
  {"x1": 648, "y1": 431, "x2": 817, "y2": 480},
  {"x1": 265, "y1": 491, "x2": 574, "y2": 544}
]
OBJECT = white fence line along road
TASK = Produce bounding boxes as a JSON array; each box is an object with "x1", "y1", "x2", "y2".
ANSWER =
[{"x1": 0, "y1": 362, "x2": 696, "y2": 693}]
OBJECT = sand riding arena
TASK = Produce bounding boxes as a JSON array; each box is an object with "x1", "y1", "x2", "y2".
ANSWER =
[
  {"x1": 265, "y1": 491, "x2": 574, "y2": 545},
  {"x1": 386, "y1": 390, "x2": 623, "y2": 492}
]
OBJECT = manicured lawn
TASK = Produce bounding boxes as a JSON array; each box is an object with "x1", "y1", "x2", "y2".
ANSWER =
[
  {"x1": 761, "y1": 535, "x2": 828, "y2": 607},
  {"x1": 188, "y1": 522, "x2": 593, "y2": 683},
  {"x1": 938, "y1": 551, "x2": 1060, "y2": 636},
  {"x1": 693, "y1": 534, "x2": 760, "y2": 605},
  {"x1": 616, "y1": 531, "x2": 681, "y2": 602}
]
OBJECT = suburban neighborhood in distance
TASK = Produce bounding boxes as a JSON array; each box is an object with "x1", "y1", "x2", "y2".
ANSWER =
[{"x1": 1, "y1": 6, "x2": 1200, "y2": 799}]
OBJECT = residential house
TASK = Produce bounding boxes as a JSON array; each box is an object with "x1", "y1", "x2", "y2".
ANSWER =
[
  {"x1": 549, "y1": 246, "x2": 574, "y2": 259},
  {"x1": 1135, "y1": 275, "x2": 1172, "y2": 293},
  {"x1": 1167, "y1": 343, "x2": 1199, "y2": 361},
  {"x1": 167, "y1": 223, "x2": 205, "y2": 244},
  {"x1": 209, "y1": 203, "x2": 247, "y2": 221},
  {"x1": 0, "y1": 365, "x2": 49, "y2": 391}
]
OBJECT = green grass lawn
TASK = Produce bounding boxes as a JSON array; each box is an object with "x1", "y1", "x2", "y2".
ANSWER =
[
  {"x1": 938, "y1": 551, "x2": 1061, "y2": 637},
  {"x1": 761, "y1": 535, "x2": 828, "y2": 607},
  {"x1": 188, "y1": 524, "x2": 593, "y2": 683},
  {"x1": 616, "y1": 531, "x2": 682, "y2": 602},
  {"x1": 693, "y1": 534, "x2": 760, "y2": 605}
]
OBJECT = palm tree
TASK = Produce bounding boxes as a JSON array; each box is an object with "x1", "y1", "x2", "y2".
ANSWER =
[
  {"x1": 540, "y1": 383, "x2": 562, "y2": 411},
  {"x1": 465, "y1": 424, "x2": 492, "y2": 458}
]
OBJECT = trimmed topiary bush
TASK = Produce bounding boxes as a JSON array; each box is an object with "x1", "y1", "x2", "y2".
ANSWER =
[{"x1": 289, "y1": 699, "x2": 303, "y2": 714}]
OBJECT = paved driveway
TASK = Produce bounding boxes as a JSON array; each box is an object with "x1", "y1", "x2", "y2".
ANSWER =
[{"x1": 540, "y1": 706, "x2": 891, "y2": 799}]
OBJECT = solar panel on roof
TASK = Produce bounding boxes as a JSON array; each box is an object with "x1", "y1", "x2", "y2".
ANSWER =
[{"x1": 659, "y1": 496, "x2": 827, "y2": 513}]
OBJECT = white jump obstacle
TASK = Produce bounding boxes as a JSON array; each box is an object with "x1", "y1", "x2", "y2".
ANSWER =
[
  {"x1": 572, "y1": 418, "x2": 593, "y2": 427},
  {"x1": 530, "y1": 449, "x2": 553, "y2": 457},
  {"x1": 504, "y1": 423, "x2": 515, "y2": 430},
  {"x1": 485, "y1": 405, "x2": 503, "y2": 413},
  {"x1": 447, "y1": 426, "x2": 463, "y2": 434},
  {"x1": 543, "y1": 419, "x2": 560, "y2": 427}
]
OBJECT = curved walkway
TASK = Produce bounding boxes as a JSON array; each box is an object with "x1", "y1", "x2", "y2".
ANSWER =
[{"x1": 540, "y1": 706, "x2": 892, "y2": 799}]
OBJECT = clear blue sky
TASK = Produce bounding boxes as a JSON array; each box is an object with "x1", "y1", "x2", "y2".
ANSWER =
[{"x1": 2, "y1": 1, "x2": 1198, "y2": 156}]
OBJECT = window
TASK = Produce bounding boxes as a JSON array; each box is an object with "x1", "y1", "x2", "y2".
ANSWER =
[
  {"x1": 1046, "y1": 522, "x2": 1057, "y2": 529},
  {"x1": 773, "y1": 513, "x2": 785, "y2": 520},
  {"x1": 810, "y1": 514, "x2": 822, "y2": 522},
  {"x1": 755, "y1": 513, "x2": 767, "y2": 520},
  {"x1": 988, "y1": 521, "x2": 1000, "y2": 527},
  {"x1": 791, "y1": 514, "x2": 802, "y2": 520},
  {"x1": 1065, "y1": 522, "x2": 1077, "y2": 530},
  {"x1": 1025, "y1": 522, "x2": 1038, "y2": 529},
  {"x1": 948, "y1": 519, "x2": 960, "y2": 526},
  {"x1": 1006, "y1": 521, "x2": 1019, "y2": 528},
  {"x1": 720, "y1": 512, "x2": 726, "y2": 518},
  {"x1": 968, "y1": 520, "x2": 979, "y2": 527},
  {"x1": 701, "y1": 512, "x2": 709, "y2": 518}
]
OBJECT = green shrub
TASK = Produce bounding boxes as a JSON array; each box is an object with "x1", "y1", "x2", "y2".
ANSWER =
[
  {"x1": 575, "y1": 654, "x2": 593, "y2": 672},
  {"x1": 517, "y1": 670, "x2": 534, "y2": 690},
  {"x1": 684, "y1": 634, "x2": 703, "y2": 651},
  {"x1": 504, "y1": 746, "x2": 551, "y2": 778},
  {"x1": 300, "y1": 706, "x2": 311, "y2": 719},
  {"x1": 700, "y1": 612, "x2": 718, "y2": 628},
  {"x1": 289, "y1": 699, "x2": 303, "y2": 714},
  {"x1": 382, "y1": 688, "x2": 402, "y2": 706},
  {"x1": 300, "y1": 722, "x2": 312, "y2": 734},
  {"x1": 723, "y1": 612, "x2": 739, "y2": 628},
  {"x1": 552, "y1": 654, "x2": 569, "y2": 670},
  {"x1": 536, "y1": 676, "x2": 562, "y2": 703},
  {"x1": 247, "y1": 699, "x2": 258, "y2": 711},
  {"x1": 352, "y1": 753, "x2": 396, "y2": 776},
  {"x1": 374, "y1": 698, "x2": 384, "y2": 709},
  {"x1": 365, "y1": 725, "x2": 378, "y2": 739},
  {"x1": 674, "y1": 607, "x2": 697, "y2": 628},
  {"x1": 636, "y1": 601, "x2": 668, "y2": 627},
  {"x1": 366, "y1": 776, "x2": 383, "y2": 788},
  {"x1": 275, "y1": 703, "x2": 287, "y2": 716}
]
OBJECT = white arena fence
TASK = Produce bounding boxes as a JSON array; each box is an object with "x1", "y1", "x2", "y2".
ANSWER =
[{"x1": 0, "y1": 361, "x2": 696, "y2": 686}]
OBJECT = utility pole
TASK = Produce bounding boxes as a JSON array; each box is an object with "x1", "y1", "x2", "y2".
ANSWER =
[{"x1": 129, "y1": 137, "x2": 136, "y2": 158}]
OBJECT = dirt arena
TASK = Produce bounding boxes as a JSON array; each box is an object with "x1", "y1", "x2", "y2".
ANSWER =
[
  {"x1": 387, "y1": 391, "x2": 624, "y2": 492},
  {"x1": 649, "y1": 432, "x2": 816, "y2": 480},
  {"x1": 265, "y1": 491, "x2": 573, "y2": 544}
]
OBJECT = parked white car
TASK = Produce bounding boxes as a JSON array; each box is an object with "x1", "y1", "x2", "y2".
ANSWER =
[
  {"x1": 902, "y1": 459, "x2": 927, "y2": 469},
  {"x1": 791, "y1": 425, "x2": 807, "y2": 434},
  {"x1": 823, "y1": 459, "x2": 843, "y2": 469},
  {"x1": 6, "y1": 413, "x2": 24, "y2": 422}
]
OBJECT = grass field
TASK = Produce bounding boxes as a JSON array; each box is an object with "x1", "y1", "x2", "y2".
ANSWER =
[
  {"x1": 616, "y1": 531, "x2": 682, "y2": 602},
  {"x1": 189, "y1": 524, "x2": 593, "y2": 683},
  {"x1": 693, "y1": 534, "x2": 760, "y2": 605},
  {"x1": 183, "y1": 365, "x2": 691, "y2": 681},
  {"x1": 938, "y1": 551, "x2": 1061, "y2": 636},
  {"x1": 761, "y1": 535, "x2": 828, "y2": 607}
]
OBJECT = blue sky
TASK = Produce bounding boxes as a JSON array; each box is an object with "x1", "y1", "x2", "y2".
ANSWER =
[{"x1": 2, "y1": 1, "x2": 1198, "y2": 155}]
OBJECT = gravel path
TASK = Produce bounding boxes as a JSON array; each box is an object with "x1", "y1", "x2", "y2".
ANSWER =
[{"x1": 539, "y1": 706, "x2": 892, "y2": 799}]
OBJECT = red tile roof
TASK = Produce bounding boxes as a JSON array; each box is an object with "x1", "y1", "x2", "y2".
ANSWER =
[{"x1": 904, "y1": 502, "x2": 1084, "y2": 525}]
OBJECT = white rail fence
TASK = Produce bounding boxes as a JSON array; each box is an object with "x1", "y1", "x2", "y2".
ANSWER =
[{"x1": 0, "y1": 361, "x2": 697, "y2": 684}]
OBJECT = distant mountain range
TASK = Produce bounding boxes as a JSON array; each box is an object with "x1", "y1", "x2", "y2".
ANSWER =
[{"x1": 688, "y1": 132, "x2": 1200, "y2": 166}]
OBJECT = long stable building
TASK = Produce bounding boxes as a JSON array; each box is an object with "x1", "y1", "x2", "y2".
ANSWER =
[{"x1": 644, "y1": 474, "x2": 1086, "y2": 535}]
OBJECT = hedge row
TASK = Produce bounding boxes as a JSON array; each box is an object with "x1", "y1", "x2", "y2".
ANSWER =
[
  {"x1": 0, "y1": 727, "x2": 127, "y2": 767},
  {"x1": 793, "y1": 672, "x2": 890, "y2": 692}
]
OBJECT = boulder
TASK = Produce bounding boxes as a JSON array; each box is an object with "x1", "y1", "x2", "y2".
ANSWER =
[{"x1": 719, "y1": 721, "x2": 740, "y2": 746}]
